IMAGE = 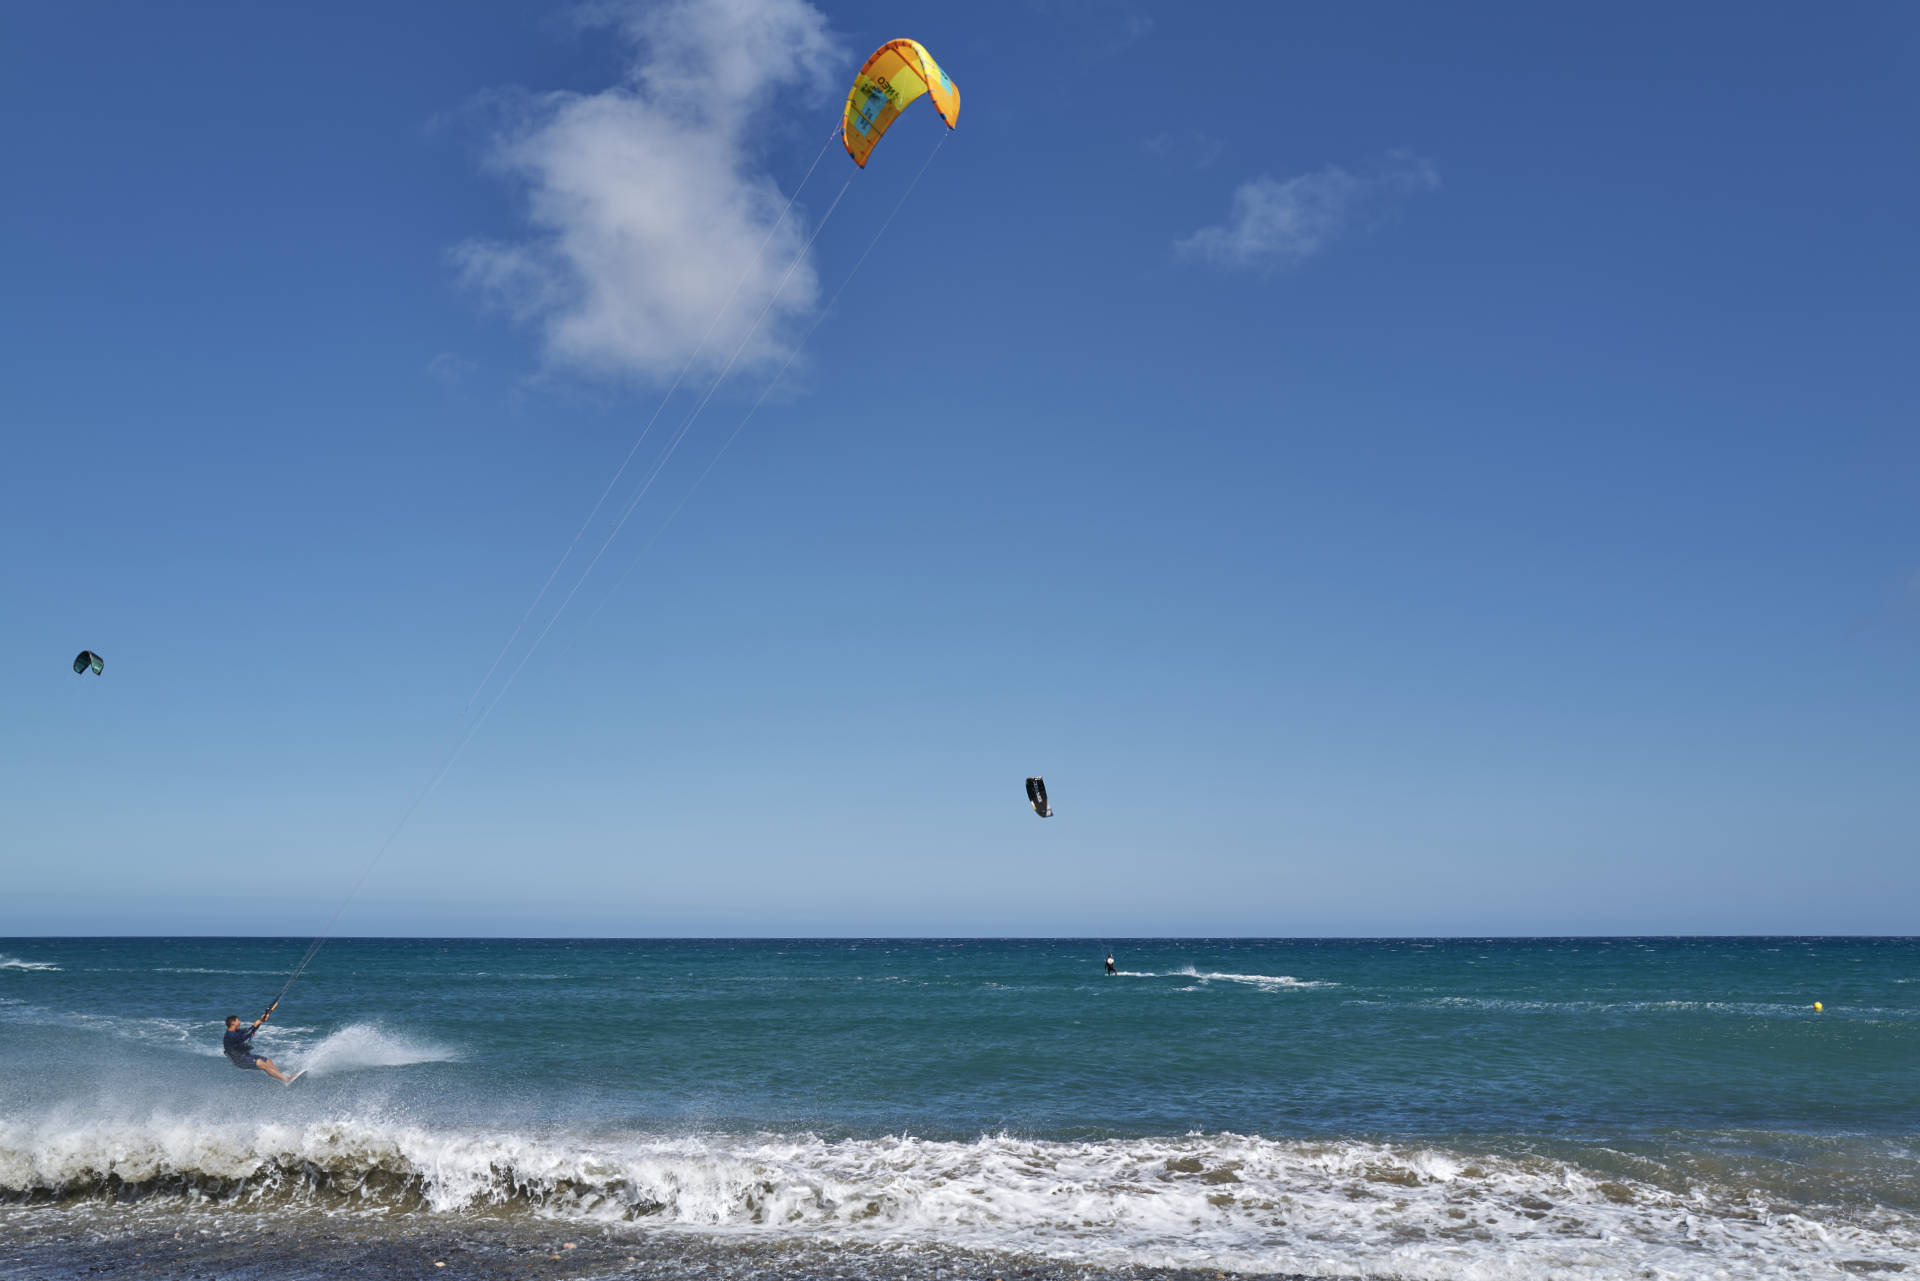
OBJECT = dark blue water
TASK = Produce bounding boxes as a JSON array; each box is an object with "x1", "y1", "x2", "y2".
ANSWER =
[{"x1": 3, "y1": 937, "x2": 1916, "y2": 1278}]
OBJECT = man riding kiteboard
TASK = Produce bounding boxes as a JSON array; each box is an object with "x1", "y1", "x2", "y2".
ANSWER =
[{"x1": 223, "y1": 1012, "x2": 297, "y2": 1083}]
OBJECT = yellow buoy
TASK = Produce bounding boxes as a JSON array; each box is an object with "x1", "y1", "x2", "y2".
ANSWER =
[{"x1": 1814, "y1": 1001, "x2": 1823, "y2": 1012}]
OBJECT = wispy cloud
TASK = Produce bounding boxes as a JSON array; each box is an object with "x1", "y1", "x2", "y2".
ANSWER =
[
  {"x1": 427, "y1": 352, "x2": 477, "y2": 385},
  {"x1": 1890, "y1": 569, "x2": 1920, "y2": 627},
  {"x1": 455, "y1": 0, "x2": 839, "y2": 385},
  {"x1": 1175, "y1": 153, "x2": 1438, "y2": 274},
  {"x1": 1145, "y1": 129, "x2": 1225, "y2": 170},
  {"x1": 1035, "y1": 0, "x2": 1154, "y2": 55},
  {"x1": 1847, "y1": 568, "x2": 1920, "y2": 647}
]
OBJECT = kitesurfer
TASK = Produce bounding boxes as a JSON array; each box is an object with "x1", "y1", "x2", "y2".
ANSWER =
[
  {"x1": 223, "y1": 1014, "x2": 294, "y2": 1083},
  {"x1": 1105, "y1": 953, "x2": 1117, "y2": 976}
]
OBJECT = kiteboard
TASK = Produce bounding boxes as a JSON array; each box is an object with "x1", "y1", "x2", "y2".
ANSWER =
[{"x1": 284, "y1": 1071, "x2": 305, "y2": 1086}]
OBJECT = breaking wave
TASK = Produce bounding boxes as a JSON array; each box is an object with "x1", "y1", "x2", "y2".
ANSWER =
[
  {"x1": 0, "y1": 957, "x2": 60, "y2": 973},
  {"x1": 2, "y1": 1123, "x2": 1912, "y2": 1278}
]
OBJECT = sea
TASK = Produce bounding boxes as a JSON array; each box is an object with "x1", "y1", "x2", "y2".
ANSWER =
[{"x1": 1, "y1": 937, "x2": 1916, "y2": 1280}]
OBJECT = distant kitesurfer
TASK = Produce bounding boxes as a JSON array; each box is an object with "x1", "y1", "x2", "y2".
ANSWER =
[
  {"x1": 1106, "y1": 953, "x2": 1117, "y2": 976},
  {"x1": 223, "y1": 1013, "x2": 295, "y2": 1083}
]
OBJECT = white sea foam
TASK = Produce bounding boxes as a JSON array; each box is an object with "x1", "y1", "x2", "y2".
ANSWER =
[
  {"x1": 0, "y1": 956, "x2": 60, "y2": 973},
  {"x1": 4, "y1": 1122, "x2": 1909, "y2": 1279},
  {"x1": 0, "y1": 1001, "x2": 335, "y2": 1060},
  {"x1": 0, "y1": 1001, "x2": 230, "y2": 1055},
  {"x1": 1113, "y1": 967, "x2": 1334, "y2": 990},
  {"x1": 1170, "y1": 966, "x2": 1335, "y2": 990},
  {"x1": 290, "y1": 1023, "x2": 459, "y2": 1076},
  {"x1": 0, "y1": 998, "x2": 453, "y2": 1072},
  {"x1": 1416, "y1": 996, "x2": 1903, "y2": 1019}
]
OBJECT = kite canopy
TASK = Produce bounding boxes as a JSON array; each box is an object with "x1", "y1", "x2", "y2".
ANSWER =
[
  {"x1": 842, "y1": 39, "x2": 960, "y2": 168},
  {"x1": 1026, "y1": 776, "x2": 1052, "y2": 818},
  {"x1": 73, "y1": 650, "x2": 103, "y2": 676}
]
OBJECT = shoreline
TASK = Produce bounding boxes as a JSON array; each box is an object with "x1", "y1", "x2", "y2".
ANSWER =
[{"x1": 0, "y1": 1208, "x2": 1327, "y2": 1281}]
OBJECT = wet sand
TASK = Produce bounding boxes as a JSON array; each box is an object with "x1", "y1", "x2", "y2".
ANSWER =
[{"x1": 0, "y1": 1207, "x2": 1328, "y2": 1281}]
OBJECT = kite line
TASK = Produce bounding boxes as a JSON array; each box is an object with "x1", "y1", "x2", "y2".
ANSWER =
[
  {"x1": 258, "y1": 134, "x2": 848, "y2": 1018},
  {"x1": 576, "y1": 130, "x2": 952, "y2": 640},
  {"x1": 456, "y1": 127, "x2": 842, "y2": 722},
  {"x1": 258, "y1": 29, "x2": 962, "y2": 1017}
]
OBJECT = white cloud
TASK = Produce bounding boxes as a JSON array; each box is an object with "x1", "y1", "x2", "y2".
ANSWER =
[
  {"x1": 456, "y1": 0, "x2": 839, "y2": 384},
  {"x1": 1175, "y1": 153, "x2": 1439, "y2": 274}
]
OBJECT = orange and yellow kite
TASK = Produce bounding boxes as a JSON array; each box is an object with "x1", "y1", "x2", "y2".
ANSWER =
[{"x1": 841, "y1": 39, "x2": 960, "y2": 168}]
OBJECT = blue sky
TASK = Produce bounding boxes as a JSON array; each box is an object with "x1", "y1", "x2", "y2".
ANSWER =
[{"x1": 3, "y1": 1, "x2": 1915, "y2": 936}]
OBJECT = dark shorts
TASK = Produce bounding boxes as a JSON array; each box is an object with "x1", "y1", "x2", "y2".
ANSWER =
[{"x1": 227, "y1": 1053, "x2": 261, "y2": 1070}]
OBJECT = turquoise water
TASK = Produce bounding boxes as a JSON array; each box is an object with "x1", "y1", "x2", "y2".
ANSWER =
[{"x1": 3, "y1": 937, "x2": 1917, "y2": 1277}]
